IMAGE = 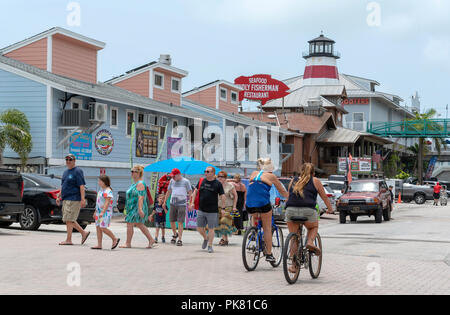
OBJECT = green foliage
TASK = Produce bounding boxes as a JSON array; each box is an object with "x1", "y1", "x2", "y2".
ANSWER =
[
  {"x1": 0, "y1": 109, "x2": 33, "y2": 167},
  {"x1": 395, "y1": 170, "x2": 410, "y2": 179},
  {"x1": 383, "y1": 152, "x2": 400, "y2": 178}
]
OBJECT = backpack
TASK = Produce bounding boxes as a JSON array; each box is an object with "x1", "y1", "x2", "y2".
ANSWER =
[{"x1": 194, "y1": 177, "x2": 204, "y2": 210}]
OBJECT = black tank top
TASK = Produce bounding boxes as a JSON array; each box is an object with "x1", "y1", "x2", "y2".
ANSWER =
[{"x1": 286, "y1": 177, "x2": 318, "y2": 209}]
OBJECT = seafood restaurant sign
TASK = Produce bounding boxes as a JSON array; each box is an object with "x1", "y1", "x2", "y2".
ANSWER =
[{"x1": 234, "y1": 74, "x2": 290, "y2": 105}]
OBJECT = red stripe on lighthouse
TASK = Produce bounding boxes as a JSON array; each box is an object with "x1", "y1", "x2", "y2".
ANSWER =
[{"x1": 304, "y1": 65, "x2": 339, "y2": 79}]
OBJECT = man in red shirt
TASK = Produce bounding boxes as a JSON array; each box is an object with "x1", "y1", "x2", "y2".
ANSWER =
[{"x1": 433, "y1": 182, "x2": 442, "y2": 206}]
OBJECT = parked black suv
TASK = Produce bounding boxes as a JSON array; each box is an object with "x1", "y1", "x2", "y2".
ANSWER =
[{"x1": 0, "y1": 169, "x2": 25, "y2": 227}]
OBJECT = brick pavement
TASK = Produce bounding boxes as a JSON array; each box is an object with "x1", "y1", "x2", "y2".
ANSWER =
[{"x1": 0, "y1": 217, "x2": 449, "y2": 295}]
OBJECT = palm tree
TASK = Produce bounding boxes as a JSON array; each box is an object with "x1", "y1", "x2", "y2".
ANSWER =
[
  {"x1": 407, "y1": 108, "x2": 446, "y2": 184},
  {"x1": 0, "y1": 109, "x2": 33, "y2": 169}
]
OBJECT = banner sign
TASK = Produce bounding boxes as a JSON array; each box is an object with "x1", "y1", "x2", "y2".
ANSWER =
[
  {"x1": 234, "y1": 74, "x2": 290, "y2": 105},
  {"x1": 425, "y1": 156, "x2": 438, "y2": 180},
  {"x1": 338, "y1": 157, "x2": 372, "y2": 173},
  {"x1": 70, "y1": 133, "x2": 92, "y2": 160},
  {"x1": 185, "y1": 207, "x2": 198, "y2": 229},
  {"x1": 341, "y1": 98, "x2": 370, "y2": 105},
  {"x1": 136, "y1": 129, "x2": 158, "y2": 158},
  {"x1": 95, "y1": 129, "x2": 114, "y2": 156},
  {"x1": 167, "y1": 137, "x2": 182, "y2": 159}
]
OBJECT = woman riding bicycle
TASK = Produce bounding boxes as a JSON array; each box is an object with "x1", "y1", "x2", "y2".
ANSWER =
[
  {"x1": 285, "y1": 163, "x2": 333, "y2": 257},
  {"x1": 246, "y1": 158, "x2": 289, "y2": 263}
]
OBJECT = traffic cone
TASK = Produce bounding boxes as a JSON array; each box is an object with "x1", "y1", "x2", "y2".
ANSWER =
[{"x1": 397, "y1": 192, "x2": 402, "y2": 204}]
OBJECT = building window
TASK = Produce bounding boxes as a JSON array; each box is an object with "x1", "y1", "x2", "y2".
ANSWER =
[
  {"x1": 220, "y1": 88, "x2": 227, "y2": 101},
  {"x1": 126, "y1": 111, "x2": 135, "y2": 136},
  {"x1": 138, "y1": 113, "x2": 145, "y2": 124},
  {"x1": 353, "y1": 112, "x2": 364, "y2": 131},
  {"x1": 154, "y1": 72, "x2": 164, "y2": 89},
  {"x1": 171, "y1": 78, "x2": 181, "y2": 93},
  {"x1": 110, "y1": 107, "x2": 118, "y2": 128},
  {"x1": 231, "y1": 91, "x2": 238, "y2": 104}
]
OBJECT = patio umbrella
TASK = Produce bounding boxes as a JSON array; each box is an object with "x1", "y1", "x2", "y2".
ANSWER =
[{"x1": 144, "y1": 156, "x2": 221, "y2": 175}]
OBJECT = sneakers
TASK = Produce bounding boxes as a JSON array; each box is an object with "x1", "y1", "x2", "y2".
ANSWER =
[
  {"x1": 162, "y1": 237, "x2": 166, "y2": 243},
  {"x1": 202, "y1": 239, "x2": 208, "y2": 250},
  {"x1": 208, "y1": 246, "x2": 214, "y2": 253},
  {"x1": 154, "y1": 237, "x2": 158, "y2": 244},
  {"x1": 265, "y1": 254, "x2": 276, "y2": 263}
]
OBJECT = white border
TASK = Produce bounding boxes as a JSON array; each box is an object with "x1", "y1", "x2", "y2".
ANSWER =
[
  {"x1": 220, "y1": 87, "x2": 227, "y2": 102},
  {"x1": 231, "y1": 90, "x2": 238, "y2": 104},
  {"x1": 154, "y1": 71, "x2": 164, "y2": 90},
  {"x1": 46, "y1": 86, "x2": 53, "y2": 158},
  {"x1": 110, "y1": 106, "x2": 119, "y2": 129},
  {"x1": 171, "y1": 77, "x2": 181, "y2": 93}
]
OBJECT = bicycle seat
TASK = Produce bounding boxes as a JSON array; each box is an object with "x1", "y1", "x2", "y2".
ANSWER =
[{"x1": 290, "y1": 216, "x2": 308, "y2": 222}]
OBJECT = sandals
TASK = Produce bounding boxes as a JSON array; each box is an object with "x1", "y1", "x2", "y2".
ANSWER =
[
  {"x1": 171, "y1": 233, "x2": 178, "y2": 244},
  {"x1": 176, "y1": 240, "x2": 183, "y2": 246},
  {"x1": 59, "y1": 241, "x2": 73, "y2": 246},
  {"x1": 81, "y1": 232, "x2": 90, "y2": 245},
  {"x1": 111, "y1": 238, "x2": 120, "y2": 250},
  {"x1": 306, "y1": 244, "x2": 322, "y2": 256},
  {"x1": 219, "y1": 239, "x2": 229, "y2": 246}
]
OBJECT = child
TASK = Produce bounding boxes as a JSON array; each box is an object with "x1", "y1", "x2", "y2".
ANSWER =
[
  {"x1": 91, "y1": 175, "x2": 120, "y2": 250},
  {"x1": 152, "y1": 194, "x2": 167, "y2": 243},
  {"x1": 440, "y1": 185, "x2": 448, "y2": 206}
]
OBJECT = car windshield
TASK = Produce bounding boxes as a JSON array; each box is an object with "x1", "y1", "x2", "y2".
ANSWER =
[
  {"x1": 348, "y1": 182, "x2": 379, "y2": 192},
  {"x1": 328, "y1": 182, "x2": 344, "y2": 191},
  {"x1": 324, "y1": 185, "x2": 333, "y2": 194}
]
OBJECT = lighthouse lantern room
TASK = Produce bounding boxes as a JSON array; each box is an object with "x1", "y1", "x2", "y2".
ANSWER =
[{"x1": 302, "y1": 33, "x2": 341, "y2": 86}]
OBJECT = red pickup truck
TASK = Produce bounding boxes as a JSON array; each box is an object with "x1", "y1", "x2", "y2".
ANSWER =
[{"x1": 336, "y1": 179, "x2": 392, "y2": 224}]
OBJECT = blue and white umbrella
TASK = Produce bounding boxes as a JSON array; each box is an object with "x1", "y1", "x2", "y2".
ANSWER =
[{"x1": 144, "y1": 157, "x2": 221, "y2": 175}]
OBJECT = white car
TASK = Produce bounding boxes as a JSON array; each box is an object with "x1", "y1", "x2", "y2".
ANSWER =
[{"x1": 317, "y1": 183, "x2": 336, "y2": 214}]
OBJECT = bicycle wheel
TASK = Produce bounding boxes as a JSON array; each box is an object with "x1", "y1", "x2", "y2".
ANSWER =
[
  {"x1": 308, "y1": 233, "x2": 323, "y2": 279},
  {"x1": 283, "y1": 232, "x2": 302, "y2": 284},
  {"x1": 242, "y1": 227, "x2": 261, "y2": 271},
  {"x1": 270, "y1": 225, "x2": 284, "y2": 268}
]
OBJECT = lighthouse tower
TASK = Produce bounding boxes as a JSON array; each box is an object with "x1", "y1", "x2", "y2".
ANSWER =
[{"x1": 302, "y1": 34, "x2": 340, "y2": 86}]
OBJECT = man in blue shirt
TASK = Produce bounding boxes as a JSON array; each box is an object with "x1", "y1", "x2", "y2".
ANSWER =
[{"x1": 56, "y1": 154, "x2": 90, "y2": 246}]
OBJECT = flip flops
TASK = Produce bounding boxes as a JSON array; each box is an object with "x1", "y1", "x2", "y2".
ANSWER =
[
  {"x1": 81, "y1": 232, "x2": 91, "y2": 245},
  {"x1": 111, "y1": 238, "x2": 120, "y2": 250}
]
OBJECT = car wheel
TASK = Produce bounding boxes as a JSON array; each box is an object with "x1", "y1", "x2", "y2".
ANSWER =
[
  {"x1": 350, "y1": 215, "x2": 358, "y2": 222},
  {"x1": 339, "y1": 211, "x2": 347, "y2": 224},
  {"x1": 375, "y1": 206, "x2": 383, "y2": 224},
  {"x1": 383, "y1": 203, "x2": 392, "y2": 221},
  {"x1": 19, "y1": 205, "x2": 41, "y2": 230},
  {"x1": 0, "y1": 222, "x2": 13, "y2": 227},
  {"x1": 414, "y1": 194, "x2": 426, "y2": 205}
]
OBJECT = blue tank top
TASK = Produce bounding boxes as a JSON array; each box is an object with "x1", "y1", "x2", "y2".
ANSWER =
[{"x1": 246, "y1": 171, "x2": 272, "y2": 208}]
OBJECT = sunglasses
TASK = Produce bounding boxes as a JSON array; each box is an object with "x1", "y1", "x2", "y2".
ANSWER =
[
  {"x1": 131, "y1": 170, "x2": 140, "y2": 174},
  {"x1": 218, "y1": 176, "x2": 225, "y2": 178},
  {"x1": 65, "y1": 158, "x2": 74, "y2": 162},
  {"x1": 205, "y1": 170, "x2": 212, "y2": 174}
]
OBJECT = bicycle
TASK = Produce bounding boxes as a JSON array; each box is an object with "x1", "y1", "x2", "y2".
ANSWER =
[
  {"x1": 282, "y1": 215, "x2": 322, "y2": 284},
  {"x1": 242, "y1": 215, "x2": 284, "y2": 271}
]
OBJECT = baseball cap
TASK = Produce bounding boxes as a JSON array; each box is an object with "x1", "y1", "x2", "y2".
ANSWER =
[
  {"x1": 170, "y1": 168, "x2": 181, "y2": 176},
  {"x1": 65, "y1": 154, "x2": 76, "y2": 160}
]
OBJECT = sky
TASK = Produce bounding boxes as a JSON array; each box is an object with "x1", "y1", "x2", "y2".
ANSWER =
[{"x1": 0, "y1": 0, "x2": 449, "y2": 114}]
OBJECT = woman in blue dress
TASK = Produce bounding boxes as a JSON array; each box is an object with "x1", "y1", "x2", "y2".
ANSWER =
[{"x1": 120, "y1": 165, "x2": 157, "y2": 249}]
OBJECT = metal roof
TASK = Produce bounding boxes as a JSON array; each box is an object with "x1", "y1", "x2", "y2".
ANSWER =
[
  {"x1": 317, "y1": 127, "x2": 392, "y2": 145},
  {"x1": 316, "y1": 127, "x2": 361, "y2": 144},
  {"x1": 308, "y1": 34, "x2": 335, "y2": 43},
  {"x1": 0, "y1": 55, "x2": 216, "y2": 122},
  {"x1": 265, "y1": 85, "x2": 347, "y2": 108}
]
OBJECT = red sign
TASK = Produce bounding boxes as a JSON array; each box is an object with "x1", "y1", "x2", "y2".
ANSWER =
[
  {"x1": 234, "y1": 74, "x2": 290, "y2": 105},
  {"x1": 100, "y1": 168, "x2": 106, "y2": 176},
  {"x1": 341, "y1": 98, "x2": 370, "y2": 105}
]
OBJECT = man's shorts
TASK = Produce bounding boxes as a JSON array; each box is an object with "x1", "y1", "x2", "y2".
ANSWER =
[
  {"x1": 62, "y1": 200, "x2": 81, "y2": 223},
  {"x1": 197, "y1": 210, "x2": 218, "y2": 229},
  {"x1": 169, "y1": 205, "x2": 186, "y2": 223},
  {"x1": 285, "y1": 207, "x2": 318, "y2": 223}
]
